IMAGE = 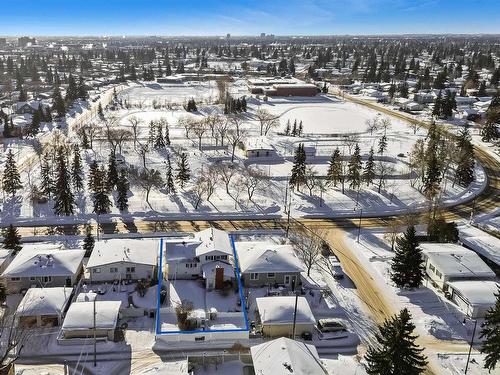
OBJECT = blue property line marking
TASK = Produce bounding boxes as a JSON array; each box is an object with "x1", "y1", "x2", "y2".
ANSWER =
[
  {"x1": 155, "y1": 233, "x2": 249, "y2": 335},
  {"x1": 155, "y1": 238, "x2": 164, "y2": 336},
  {"x1": 231, "y1": 234, "x2": 250, "y2": 331}
]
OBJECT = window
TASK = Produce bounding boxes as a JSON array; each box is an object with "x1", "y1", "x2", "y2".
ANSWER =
[
  {"x1": 267, "y1": 273, "x2": 275, "y2": 279},
  {"x1": 93, "y1": 268, "x2": 101, "y2": 274},
  {"x1": 126, "y1": 267, "x2": 135, "y2": 273},
  {"x1": 250, "y1": 273, "x2": 259, "y2": 280},
  {"x1": 206, "y1": 255, "x2": 214, "y2": 261},
  {"x1": 435, "y1": 270, "x2": 442, "y2": 279},
  {"x1": 10, "y1": 277, "x2": 21, "y2": 282},
  {"x1": 221, "y1": 255, "x2": 228, "y2": 260},
  {"x1": 195, "y1": 336, "x2": 205, "y2": 342},
  {"x1": 30, "y1": 277, "x2": 36, "y2": 281},
  {"x1": 43, "y1": 276, "x2": 52, "y2": 283},
  {"x1": 110, "y1": 267, "x2": 118, "y2": 273},
  {"x1": 429, "y1": 264, "x2": 435, "y2": 272}
]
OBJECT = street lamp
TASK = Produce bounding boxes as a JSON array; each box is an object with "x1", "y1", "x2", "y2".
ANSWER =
[
  {"x1": 357, "y1": 208, "x2": 363, "y2": 243},
  {"x1": 464, "y1": 318, "x2": 478, "y2": 374}
]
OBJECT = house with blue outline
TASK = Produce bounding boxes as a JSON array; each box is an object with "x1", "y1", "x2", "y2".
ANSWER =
[{"x1": 164, "y1": 228, "x2": 235, "y2": 290}]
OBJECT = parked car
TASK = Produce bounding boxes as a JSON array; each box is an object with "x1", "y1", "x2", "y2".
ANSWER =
[{"x1": 317, "y1": 318, "x2": 347, "y2": 333}]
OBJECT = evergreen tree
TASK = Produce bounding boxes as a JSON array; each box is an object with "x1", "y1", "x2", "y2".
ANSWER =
[
  {"x1": 71, "y1": 145, "x2": 84, "y2": 191},
  {"x1": 289, "y1": 143, "x2": 307, "y2": 191},
  {"x1": 454, "y1": 126, "x2": 475, "y2": 187},
  {"x1": 98, "y1": 102, "x2": 104, "y2": 119},
  {"x1": 481, "y1": 122, "x2": 499, "y2": 142},
  {"x1": 93, "y1": 190, "x2": 111, "y2": 215},
  {"x1": 154, "y1": 122, "x2": 166, "y2": 149},
  {"x1": 2, "y1": 224, "x2": 22, "y2": 253},
  {"x1": 18, "y1": 86, "x2": 28, "y2": 102},
  {"x1": 391, "y1": 226, "x2": 425, "y2": 288},
  {"x1": 432, "y1": 91, "x2": 442, "y2": 117},
  {"x1": 116, "y1": 170, "x2": 129, "y2": 212},
  {"x1": 77, "y1": 76, "x2": 88, "y2": 100},
  {"x1": 165, "y1": 155, "x2": 176, "y2": 194},
  {"x1": 164, "y1": 123, "x2": 171, "y2": 146},
  {"x1": 480, "y1": 288, "x2": 500, "y2": 372},
  {"x1": 2, "y1": 149, "x2": 22, "y2": 196},
  {"x1": 363, "y1": 147, "x2": 376, "y2": 186},
  {"x1": 347, "y1": 144, "x2": 362, "y2": 190},
  {"x1": 53, "y1": 148, "x2": 75, "y2": 216},
  {"x1": 82, "y1": 228, "x2": 95, "y2": 257},
  {"x1": 477, "y1": 80, "x2": 487, "y2": 97},
  {"x1": 378, "y1": 135, "x2": 388, "y2": 155},
  {"x1": 88, "y1": 160, "x2": 100, "y2": 193},
  {"x1": 65, "y1": 74, "x2": 78, "y2": 102},
  {"x1": 52, "y1": 86, "x2": 66, "y2": 118},
  {"x1": 107, "y1": 152, "x2": 119, "y2": 190},
  {"x1": 40, "y1": 157, "x2": 53, "y2": 199},
  {"x1": 175, "y1": 152, "x2": 191, "y2": 188},
  {"x1": 327, "y1": 148, "x2": 342, "y2": 187},
  {"x1": 148, "y1": 120, "x2": 156, "y2": 146},
  {"x1": 284, "y1": 120, "x2": 291, "y2": 136},
  {"x1": 365, "y1": 308, "x2": 427, "y2": 375}
]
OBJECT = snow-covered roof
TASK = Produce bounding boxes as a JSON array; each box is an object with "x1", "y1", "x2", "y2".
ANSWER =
[
  {"x1": 243, "y1": 136, "x2": 275, "y2": 151},
  {"x1": 250, "y1": 337, "x2": 327, "y2": 375},
  {"x1": 62, "y1": 301, "x2": 121, "y2": 330},
  {"x1": 86, "y1": 239, "x2": 159, "y2": 268},
  {"x1": 16, "y1": 287, "x2": 72, "y2": 317},
  {"x1": 164, "y1": 239, "x2": 199, "y2": 261},
  {"x1": 2, "y1": 244, "x2": 85, "y2": 278},
  {"x1": 421, "y1": 243, "x2": 495, "y2": 279},
  {"x1": 459, "y1": 226, "x2": 500, "y2": 266},
  {"x1": 236, "y1": 242, "x2": 304, "y2": 274},
  {"x1": 447, "y1": 280, "x2": 499, "y2": 307},
  {"x1": 256, "y1": 296, "x2": 315, "y2": 325},
  {"x1": 194, "y1": 228, "x2": 233, "y2": 257}
]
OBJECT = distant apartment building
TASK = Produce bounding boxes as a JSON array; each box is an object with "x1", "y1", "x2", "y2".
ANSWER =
[
  {"x1": 18, "y1": 36, "x2": 36, "y2": 47},
  {"x1": 0, "y1": 38, "x2": 7, "y2": 47}
]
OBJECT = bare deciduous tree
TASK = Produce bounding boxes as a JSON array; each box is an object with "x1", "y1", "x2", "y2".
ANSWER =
[
  {"x1": 0, "y1": 307, "x2": 30, "y2": 372},
  {"x1": 343, "y1": 133, "x2": 360, "y2": 154},
  {"x1": 214, "y1": 162, "x2": 239, "y2": 194},
  {"x1": 129, "y1": 166, "x2": 163, "y2": 210},
  {"x1": 241, "y1": 166, "x2": 264, "y2": 201},
  {"x1": 254, "y1": 108, "x2": 280, "y2": 136},
  {"x1": 128, "y1": 115, "x2": 143, "y2": 149},
  {"x1": 304, "y1": 165, "x2": 318, "y2": 196},
  {"x1": 376, "y1": 161, "x2": 395, "y2": 193},
  {"x1": 291, "y1": 227, "x2": 326, "y2": 277},
  {"x1": 227, "y1": 117, "x2": 248, "y2": 162}
]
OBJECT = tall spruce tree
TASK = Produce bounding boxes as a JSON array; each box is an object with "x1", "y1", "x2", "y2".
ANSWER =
[
  {"x1": 378, "y1": 135, "x2": 388, "y2": 155},
  {"x1": 53, "y1": 148, "x2": 75, "y2": 216},
  {"x1": 327, "y1": 148, "x2": 342, "y2": 187},
  {"x1": 71, "y1": 145, "x2": 84, "y2": 191},
  {"x1": 2, "y1": 224, "x2": 22, "y2": 253},
  {"x1": 116, "y1": 169, "x2": 129, "y2": 212},
  {"x1": 365, "y1": 308, "x2": 427, "y2": 375},
  {"x1": 289, "y1": 143, "x2": 307, "y2": 191},
  {"x1": 454, "y1": 126, "x2": 475, "y2": 187},
  {"x1": 40, "y1": 158, "x2": 53, "y2": 199},
  {"x1": 363, "y1": 147, "x2": 376, "y2": 186},
  {"x1": 154, "y1": 122, "x2": 166, "y2": 149},
  {"x1": 391, "y1": 225, "x2": 425, "y2": 288},
  {"x1": 165, "y1": 155, "x2": 176, "y2": 194},
  {"x1": 52, "y1": 86, "x2": 66, "y2": 118},
  {"x1": 175, "y1": 153, "x2": 191, "y2": 189},
  {"x1": 2, "y1": 149, "x2": 22, "y2": 196},
  {"x1": 88, "y1": 160, "x2": 100, "y2": 193},
  {"x1": 480, "y1": 288, "x2": 500, "y2": 372},
  {"x1": 347, "y1": 144, "x2": 362, "y2": 190},
  {"x1": 82, "y1": 227, "x2": 95, "y2": 257},
  {"x1": 107, "y1": 152, "x2": 119, "y2": 190},
  {"x1": 93, "y1": 190, "x2": 111, "y2": 215}
]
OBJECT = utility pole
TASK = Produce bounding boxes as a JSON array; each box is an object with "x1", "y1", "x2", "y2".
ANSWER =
[
  {"x1": 291, "y1": 279, "x2": 298, "y2": 340},
  {"x1": 465, "y1": 319, "x2": 478, "y2": 374},
  {"x1": 357, "y1": 208, "x2": 363, "y2": 242},
  {"x1": 93, "y1": 296, "x2": 97, "y2": 367}
]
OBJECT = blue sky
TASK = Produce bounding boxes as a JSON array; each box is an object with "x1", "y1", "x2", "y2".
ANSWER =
[{"x1": 1, "y1": 0, "x2": 498, "y2": 36}]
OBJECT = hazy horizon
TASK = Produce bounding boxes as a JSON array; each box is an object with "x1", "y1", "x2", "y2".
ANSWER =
[{"x1": 2, "y1": 0, "x2": 499, "y2": 36}]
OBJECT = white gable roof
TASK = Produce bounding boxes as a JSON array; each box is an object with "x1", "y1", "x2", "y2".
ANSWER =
[
  {"x1": 17, "y1": 287, "x2": 72, "y2": 317},
  {"x1": 447, "y1": 280, "x2": 499, "y2": 307},
  {"x1": 251, "y1": 337, "x2": 327, "y2": 375},
  {"x1": 2, "y1": 243, "x2": 85, "y2": 278},
  {"x1": 62, "y1": 301, "x2": 121, "y2": 330},
  {"x1": 86, "y1": 239, "x2": 159, "y2": 268},
  {"x1": 193, "y1": 228, "x2": 233, "y2": 257},
  {"x1": 421, "y1": 243, "x2": 495, "y2": 279},
  {"x1": 256, "y1": 296, "x2": 315, "y2": 325},
  {"x1": 236, "y1": 242, "x2": 303, "y2": 274}
]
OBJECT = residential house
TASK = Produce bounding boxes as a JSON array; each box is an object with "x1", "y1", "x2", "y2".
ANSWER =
[
  {"x1": 1, "y1": 244, "x2": 85, "y2": 293},
  {"x1": 16, "y1": 287, "x2": 72, "y2": 327},
  {"x1": 86, "y1": 239, "x2": 159, "y2": 283},
  {"x1": 236, "y1": 242, "x2": 303, "y2": 288},
  {"x1": 421, "y1": 243, "x2": 496, "y2": 291},
  {"x1": 250, "y1": 337, "x2": 328, "y2": 375},
  {"x1": 165, "y1": 228, "x2": 235, "y2": 290},
  {"x1": 446, "y1": 280, "x2": 499, "y2": 318},
  {"x1": 256, "y1": 296, "x2": 316, "y2": 337}
]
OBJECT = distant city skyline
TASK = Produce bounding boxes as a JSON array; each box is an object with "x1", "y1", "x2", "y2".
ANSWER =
[{"x1": 1, "y1": 0, "x2": 499, "y2": 36}]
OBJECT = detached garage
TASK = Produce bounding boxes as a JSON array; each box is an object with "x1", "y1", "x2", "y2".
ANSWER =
[
  {"x1": 256, "y1": 296, "x2": 316, "y2": 337},
  {"x1": 16, "y1": 287, "x2": 72, "y2": 328},
  {"x1": 447, "y1": 280, "x2": 499, "y2": 318}
]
